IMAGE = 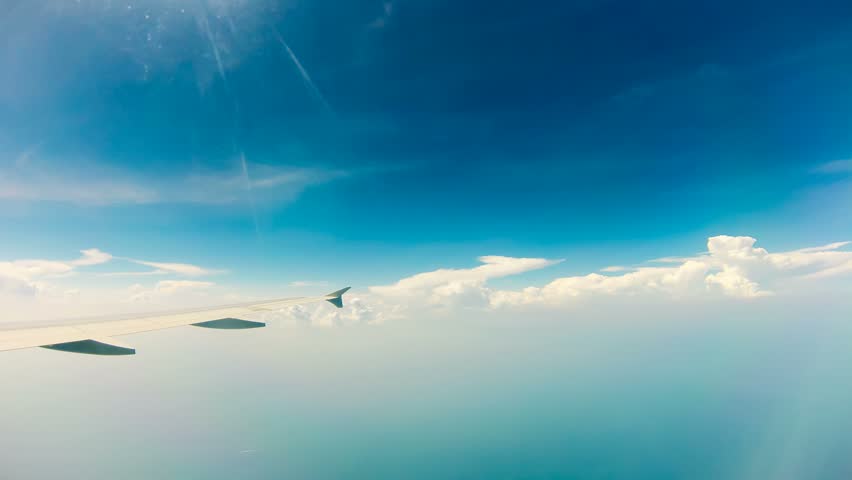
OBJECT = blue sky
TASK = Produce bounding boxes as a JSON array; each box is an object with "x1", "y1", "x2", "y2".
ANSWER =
[{"x1": 2, "y1": 0, "x2": 852, "y2": 294}]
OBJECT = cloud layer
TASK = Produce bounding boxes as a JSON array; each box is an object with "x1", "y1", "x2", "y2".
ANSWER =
[
  {"x1": 365, "y1": 235, "x2": 852, "y2": 319},
  {"x1": 2, "y1": 235, "x2": 851, "y2": 326}
]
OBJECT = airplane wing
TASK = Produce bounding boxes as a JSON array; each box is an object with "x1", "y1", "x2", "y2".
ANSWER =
[{"x1": 0, "y1": 287, "x2": 350, "y2": 356}]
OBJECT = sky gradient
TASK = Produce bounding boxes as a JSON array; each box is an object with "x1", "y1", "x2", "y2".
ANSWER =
[{"x1": 2, "y1": 1, "x2": 852, "y2": 479}]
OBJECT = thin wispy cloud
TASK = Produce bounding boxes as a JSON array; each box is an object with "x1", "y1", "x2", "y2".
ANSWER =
[
  {"x1": 813, "y1": 159, "x2": 852, "y2": 174},
  {"x1": 647, "y1": 256, "x2": 699, "y2": 264},
  {"x1": 101, "y1": 270, "x2": 168, "y2": 278},
  {"x1": 289, "y1": 280, "x2": 330, "y2": 287},
  {"x1": 0, "y1": 171, "x2": 159, "y2": 205},
  {"x1": 0, "y1": 159, "x2": 346, "y2": 207},
  {"x1": 272, "y1": 28, "x2": 333, "y2": 113},
  {"x1": 69, "y1": 248, "x2": 113, "y2": 267},
  {"x1": 794, "y1": 241, "x2": 851, "y2": 253},
  {"x1": 198, "y1": 10, "x2": 228, "y2": 85},
  {"x1": 126, "y1": 259, "x2": 221, "y2": 277},
  {"x1": 369, "y1": 1, "x2": 394, "y2": 29},
  {"x1": 0, "y1": 242, "x2": 224, "y2": 298}
]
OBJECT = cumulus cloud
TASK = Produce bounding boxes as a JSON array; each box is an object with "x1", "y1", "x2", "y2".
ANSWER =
[
  {"x1": 359, "y1": 236, "x2": 852, "y2": 316},
  {"x1": 494, "y1": 236, "x2": 852, "y2": 307},
  {"x1": 309, "y1": 255, "x2": 557, "y2": 322},
  {"x1": 276, "y1": 295, "x2": 384, "y2": 328}
]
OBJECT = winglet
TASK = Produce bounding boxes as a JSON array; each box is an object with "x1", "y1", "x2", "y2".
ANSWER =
[{"x1": 325, "y1": 287, "x2": 351, "y2": 308}]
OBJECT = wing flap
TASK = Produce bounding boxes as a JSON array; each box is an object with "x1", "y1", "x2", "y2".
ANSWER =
[
  {"x1": 41, "y1": 337, "x2": 136, "y2": 356},
  {"x1": 192, "y1": 318, "x2": 266, "y2": 329}
]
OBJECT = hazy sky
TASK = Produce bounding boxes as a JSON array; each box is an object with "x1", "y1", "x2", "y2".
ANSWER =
[{"x1": 2, "y1": 1, "x2": 852, "y2": 478}]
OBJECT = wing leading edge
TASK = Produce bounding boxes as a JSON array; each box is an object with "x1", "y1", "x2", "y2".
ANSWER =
[{"x1": 0, "y1": 287, "x2": 350, "y2": 356}]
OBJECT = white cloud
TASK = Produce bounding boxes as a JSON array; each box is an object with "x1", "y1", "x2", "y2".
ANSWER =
[
  {"x1": 491, "y1": 260, "x2": 711, "y2": 306},
  {"x1": 802, "y1": 259, "x2": 852, "y2": 280},
  {"x1": 491, "y1": 235, "x2": 852, "y2": 306},
  {"x1": 70, "y1": 248, "x2": 113, "y2": 266},
  {"x1": 0, "y1": 248, "x2": 113, "y2": 297},
  {"x1": 370, "y1": 255, "x2": 562, "y2": 298},
  {"x1": 349, "y1": 255, "x2": 560, "y2": 319},
  {"x1": 128, "y1": 259, "x2": 220, "y2": 277},
  {"x1": 705, "y1": 265, "x2": 770, "y2": 298},
  {"x1": 793, "y1": 241, "x2": 851, "y2": 253},
  {"x1": 362, "y1": 236, "x2": 852, "y2": 315}
]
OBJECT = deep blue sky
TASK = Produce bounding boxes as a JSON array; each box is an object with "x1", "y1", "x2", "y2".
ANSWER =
[{"x1": 2, "y1": 0, "x2": 852, "y2": 286}]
